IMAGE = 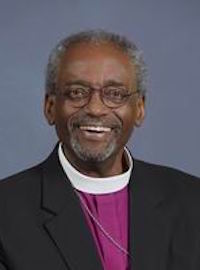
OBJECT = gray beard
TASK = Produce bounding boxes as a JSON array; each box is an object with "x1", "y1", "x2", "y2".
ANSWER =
[{"x1": 70, "y1": 137, "x2": 117, "y2": 162}]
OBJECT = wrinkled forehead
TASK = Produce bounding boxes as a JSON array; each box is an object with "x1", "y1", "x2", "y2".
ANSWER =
[
  {"x1": 57, "y1": 42, "x2": 136, "y2": 87},
  {"x1": 62, "y1": 58, "x2": 130, "y2": 82}
]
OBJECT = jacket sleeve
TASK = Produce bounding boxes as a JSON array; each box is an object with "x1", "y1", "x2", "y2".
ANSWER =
[
  {"x1": 0, "y1": 256, "x2": 8, "y2": 270},
  {"x1": 0, "y1": 262, "x2": 8, "y2": 270},
  {"x1": 0, "y1": 242, "x2": 9, "y2": 270}
]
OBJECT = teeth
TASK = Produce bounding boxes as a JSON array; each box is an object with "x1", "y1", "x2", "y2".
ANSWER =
[{"x1": 80, "y1": 126, "x2": 111, "y2": 132}]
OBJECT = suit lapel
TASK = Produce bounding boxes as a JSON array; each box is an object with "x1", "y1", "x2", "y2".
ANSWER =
[
  {"x1": 40, "y1": 147, "x2": 177, "y2": 270},
  {"x1": 41, "y1": 147, "x2": 103, "y2": 270},
  {"x1": 129, "y1": 159, "x2": 176, "y2": 270}
]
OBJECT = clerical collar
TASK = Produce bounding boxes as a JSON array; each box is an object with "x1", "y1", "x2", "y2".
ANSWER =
[{"x1": 58, "y1": 143, "x2": 133, "y2": 195}]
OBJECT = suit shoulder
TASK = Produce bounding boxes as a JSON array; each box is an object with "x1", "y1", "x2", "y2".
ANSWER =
[
  {"x1": 134, "y1": 159, "x2": 199, "y2": 185},
  {"x1": 133, "y1": 159, "x2": 200, "y2": 211},
  {"x1": 0, "y1": 163, "x2": 44, "y2": 204},
  {"x1": 0, "y1": 163, "x2": 43, "y2": 186}
]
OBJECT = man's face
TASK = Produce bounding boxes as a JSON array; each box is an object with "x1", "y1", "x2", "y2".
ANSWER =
[{"x1": 44, "y1": 42, "x2": 145, "y2": 165}]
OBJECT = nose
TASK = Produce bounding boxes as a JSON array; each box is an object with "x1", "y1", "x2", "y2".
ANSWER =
[{"x1": 84, "y1": 90, "x2": 110, "y2": 116}]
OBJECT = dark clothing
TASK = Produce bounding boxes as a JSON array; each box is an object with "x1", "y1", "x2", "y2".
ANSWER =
[{"x1": 0, "y1": 146, "x2": 200, "y2": 270}]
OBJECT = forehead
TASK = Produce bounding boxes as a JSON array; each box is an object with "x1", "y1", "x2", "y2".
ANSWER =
[{"x1": 57, "y1": 42, "x2": 136, "y2": 86}]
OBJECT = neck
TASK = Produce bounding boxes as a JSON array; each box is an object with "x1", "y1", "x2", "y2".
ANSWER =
[{"x1": 63, "y1": 146, "x2": 126, "y2": 178}]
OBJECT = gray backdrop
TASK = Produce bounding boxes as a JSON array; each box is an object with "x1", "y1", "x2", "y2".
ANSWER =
[{"x1": 0, "y1": 0, "x2": 199, "y2": 179}]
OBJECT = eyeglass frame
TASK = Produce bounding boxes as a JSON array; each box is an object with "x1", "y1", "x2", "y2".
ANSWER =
[{"x1": 52, "y1": 83, "x2": 140, "y2": 109}]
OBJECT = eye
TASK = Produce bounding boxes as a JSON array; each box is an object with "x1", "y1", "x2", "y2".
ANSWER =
[
  {"x1": 104, "y1": 87, "x2": 128, "y2": 102},
  {"x1": 64, "y1": 86, "x2": 89, "y2": 100}
]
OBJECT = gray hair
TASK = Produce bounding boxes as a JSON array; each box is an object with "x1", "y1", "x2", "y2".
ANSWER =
[{"x1": 45, "y1": 30, "x2": 148, "y2": 96}]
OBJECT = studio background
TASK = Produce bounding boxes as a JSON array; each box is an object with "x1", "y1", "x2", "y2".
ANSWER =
[{"x1": 0, "y1": 0, "x2": 199, "y2": 179}]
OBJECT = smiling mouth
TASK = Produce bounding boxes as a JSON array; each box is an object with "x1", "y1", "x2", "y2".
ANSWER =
[
  {"x1": 76, "y1": 125, "x2": 113, "y2": 141},
  {"x1": 79, "y1": 126, "x2": 111, "y2": 133}
]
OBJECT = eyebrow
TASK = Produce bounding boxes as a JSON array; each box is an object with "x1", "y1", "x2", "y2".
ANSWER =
[
  {"x1": 63, "y1": 80, "x2": 126, "y2": 88},
  {"x1": 63, "y1": 80, "x2": 91, "y2": 87}
]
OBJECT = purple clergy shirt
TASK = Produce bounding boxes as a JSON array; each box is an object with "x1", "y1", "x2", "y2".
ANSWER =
[{"x1": 78, "y1": 186, "x2": 129, "y2": 270}]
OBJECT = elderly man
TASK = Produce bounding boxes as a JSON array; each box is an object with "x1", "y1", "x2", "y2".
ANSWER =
[{"x1": 0, "y1": 30, "x2": 200, "y2": 270}]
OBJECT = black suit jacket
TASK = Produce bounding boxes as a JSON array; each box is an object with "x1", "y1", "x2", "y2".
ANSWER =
[{"x1": 0, "y1": 146, "x2": 200, "y2": 270}]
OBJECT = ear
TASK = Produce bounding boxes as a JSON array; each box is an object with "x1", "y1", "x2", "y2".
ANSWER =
[
  {"x1": 43, "y1": 94, "x2": 56, "y2": 126},
  {"x1": 135, "y1": 95, "x2": 145, "y2": 127}
]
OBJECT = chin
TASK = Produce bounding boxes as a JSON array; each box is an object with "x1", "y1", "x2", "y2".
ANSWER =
[{"x1": 71, "y1": 139, "x2": 117, "y2": 163}]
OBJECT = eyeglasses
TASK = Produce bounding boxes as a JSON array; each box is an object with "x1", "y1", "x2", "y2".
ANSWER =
[{"x1": 55, "y1": 84, "x2": 139, "y2": 108}]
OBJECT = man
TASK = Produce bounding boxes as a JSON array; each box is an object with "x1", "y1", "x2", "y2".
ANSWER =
[{"x1": 0, "y1": 30, "x2": 200, "y2": 270}]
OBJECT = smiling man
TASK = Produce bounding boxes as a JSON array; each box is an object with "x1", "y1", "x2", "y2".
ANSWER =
[
  {"x1": 45, "y1": 37, "x2": 144, "y2": 177},
  {"x1": 0, "y1": 30, "x2": 200, "y2": 270}
]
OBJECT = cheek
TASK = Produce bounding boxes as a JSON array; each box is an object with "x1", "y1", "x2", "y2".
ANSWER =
[
  {"x1": 115, "y1": 106, "x2": 137, "y2": 140},
  {"x1": 116, "y1": 105, "x2": 137, "y2": 127},
  {"x1": 54, "y1": 103, "x2": 79, "y2": 133}
]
